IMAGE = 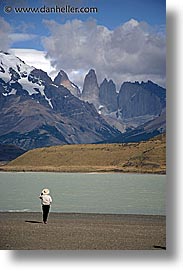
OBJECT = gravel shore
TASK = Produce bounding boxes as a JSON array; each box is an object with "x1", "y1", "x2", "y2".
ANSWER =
[{"x1": 0, "y1": 212, "x2": 166, "y2": 250}]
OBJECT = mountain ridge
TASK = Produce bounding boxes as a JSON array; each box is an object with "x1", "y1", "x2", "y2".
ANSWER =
[
  {"x1": 0, "y1": 51, "x2": 166, "y2": 150},
  {"x1": 0, "y1": 51, "x2": 120, "y2": 150}
]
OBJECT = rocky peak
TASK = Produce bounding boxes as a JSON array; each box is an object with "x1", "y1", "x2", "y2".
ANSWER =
[
  {"x1": 140, "y1": 80, "x2": 166, "y2": 107},
  {"x1": 84, "y1": 69, "x2": 98, "y2": 84},
  {"x1": 54, "y1": 70, "x2": 81, "y2": 98},
  {"x1": 87, "y1": 69, "x2": 97, "y2": 78},
  {"x1": 118, "y1": 81, "x2": 163, "y2": 119},
  {"x1": 99, "y1": 78, "x2": 118, "y2": 112},
  {"x1": 102, "y1": 78, "x2": 108, "y2": 85},
  {"x1": 81, "y1": 69, "x2": 99, "y2": 108},
  {"x1": 54, "y1": 70, "x2": 69, "y2": 85}
]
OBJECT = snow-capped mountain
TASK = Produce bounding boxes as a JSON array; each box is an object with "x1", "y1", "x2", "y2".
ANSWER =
[
  {"x1": 0, "y1": 51, "x2": 53, "y2": 107},
  {"x1": 0, "y1": 51, "x2": 166, "y2": 150},
  {"x1": 0, "y1": 51, "x2": 120, "y2": 150}
]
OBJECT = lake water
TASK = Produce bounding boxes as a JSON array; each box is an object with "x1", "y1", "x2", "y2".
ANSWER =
[{"x1": 0, "y1": 172, "x2": 166, "y2": 215}]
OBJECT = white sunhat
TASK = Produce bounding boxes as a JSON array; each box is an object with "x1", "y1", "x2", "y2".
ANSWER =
[{"x1": 42, "y1": 188, "x2": 50, "y2": 195}]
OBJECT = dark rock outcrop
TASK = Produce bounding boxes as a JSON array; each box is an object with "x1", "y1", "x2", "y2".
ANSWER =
[
  {"x1": 81, "y1": 69, "x2": 99, "y2": 108},
  {"x1": 118, "y1": 81, "x2": 163, "y2": 119},
  {"x1": 99, "y1": 78, "x2": 118, "y2": 112}
]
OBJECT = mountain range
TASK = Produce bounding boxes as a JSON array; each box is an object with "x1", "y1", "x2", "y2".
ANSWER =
[
  {"x1": 81, "y1": 69, "x2": 166, "y2": 132},
  {"x1": 0, "y1": 51, "x2": 166, "y2": 153}
]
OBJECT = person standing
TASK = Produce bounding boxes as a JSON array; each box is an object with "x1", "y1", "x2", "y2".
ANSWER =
[{"x1": 39, "y1": 188, "x2": 52, "y2": 224}]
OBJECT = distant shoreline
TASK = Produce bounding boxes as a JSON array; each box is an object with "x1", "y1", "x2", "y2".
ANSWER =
[{"x1": 0, "y1": 166, "x2": 166, "y2": 174}]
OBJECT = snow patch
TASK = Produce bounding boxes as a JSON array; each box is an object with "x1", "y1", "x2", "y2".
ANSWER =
[
  {"x1": 71, "y1": 83, "x2": 76, "y2": 88},
  {"x1": 45, "y1": 95, "x2": 53, "y2": 109},
  {"x1": 99, "y1": 105, "x2": 104, "y2": 109},
  {"x1": 9, "y1": 89, "x2": 17, "y2": 95},
  {"x1": 51, "y1": 83, "x2": 58, "y2": 87}
]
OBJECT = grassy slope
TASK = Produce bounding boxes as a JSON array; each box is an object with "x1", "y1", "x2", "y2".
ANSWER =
[{"x1": 1, "y1": 134, "x2": 166, "y2": 174}]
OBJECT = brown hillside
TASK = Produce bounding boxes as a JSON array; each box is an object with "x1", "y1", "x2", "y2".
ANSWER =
[{"x1": 2, "y1": 135, "x2": 166, "y2": 174}]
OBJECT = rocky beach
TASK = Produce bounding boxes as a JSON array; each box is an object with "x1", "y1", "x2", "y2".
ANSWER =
[{"x1": 0, "y1": 212, "x2": 166, "y2": 250}]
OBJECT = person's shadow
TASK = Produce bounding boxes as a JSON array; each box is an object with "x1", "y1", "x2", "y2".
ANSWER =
[{"x1": 25, "y1": 220, "x2": 42, "y2": 224}]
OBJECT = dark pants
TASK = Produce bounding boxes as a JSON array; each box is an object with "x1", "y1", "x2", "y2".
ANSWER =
[{"x1": 42, "y1": 205, "x2": 50, "y2": 223}]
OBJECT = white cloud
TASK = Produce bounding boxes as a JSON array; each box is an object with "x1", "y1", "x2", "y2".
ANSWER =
[
  {"x1": 42, "y1": 18, "x2": 166, "y2": 88},
  {"x1": 9, "y1": 33, "x2": 38, "y2": 43},
  {"x1": 9, "y1": 48, "x2": 57, "y2": 78},
  {"x1": 0, "y1": 17, "x2": 12, "y2": 51}
]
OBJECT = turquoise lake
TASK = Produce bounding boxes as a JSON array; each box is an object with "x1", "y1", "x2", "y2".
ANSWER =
[{"x1": 0, "y1": 172, "x2": 166, "y2": 215}]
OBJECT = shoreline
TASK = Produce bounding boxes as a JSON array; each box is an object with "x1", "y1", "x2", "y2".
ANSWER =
[
  {"x1": 0, "y1": 211, "x2": 166, "y2": 216},
  {"x1": 0, "y1": 166, "x2": 166, "y2": 175},
  {"x1": 0, "y1": 212, "x2": 166, "y2": 250}
]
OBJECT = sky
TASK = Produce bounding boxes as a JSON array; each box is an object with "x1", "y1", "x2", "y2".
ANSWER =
[{"x1": 0, "y1": 0, "x2": 166, "y2": 89}]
